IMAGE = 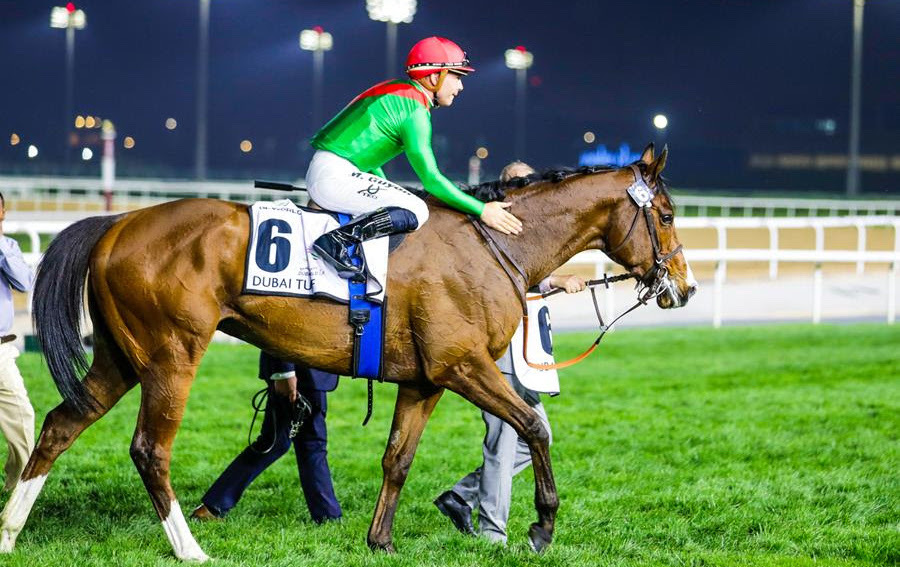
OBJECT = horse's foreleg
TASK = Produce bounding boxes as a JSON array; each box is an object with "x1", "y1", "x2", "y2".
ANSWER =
[
  {"x1": 0, "y1": 350, "x2": 136, "y2": 552},
  {"x1": 436, "y1": 355, "x2": 557, "y2": 552},
  {"x1": 367, "y1": 384, "x2": 443, "y2": 553},
  {"x1": 130, "y1": 355, "x2": 207, "y2": 563}
]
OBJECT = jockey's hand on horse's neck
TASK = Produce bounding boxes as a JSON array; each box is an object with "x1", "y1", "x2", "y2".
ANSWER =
[{"x1": 272, "y1": 377, "x2": 298, "y2": 403}]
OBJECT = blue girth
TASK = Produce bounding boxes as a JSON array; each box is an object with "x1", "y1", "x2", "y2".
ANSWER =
[{"x1": 337, "y1": 213, "x2": 384, "y2": 381}]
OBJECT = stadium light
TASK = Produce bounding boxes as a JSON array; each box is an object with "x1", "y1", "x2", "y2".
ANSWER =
[
  {"x1": 366, "y1": 0, "x2": 416, "y2": 24},
  {"x1": 300, "y1": 26, "x2": 333, "y2": 51},
  {"x1": 367, "y1": 0, "x2": 416, "y2": 78},
  {"x1": 300, "y1": 26, "x2": 333, "y2": 132},
  {"x1": 504, "y1": 46, "x2": 533, "y2": 70},
  {"x1": 505, "y1": 46, "x2": 533, "y2": 160},
  {"x1": 51, "y1": 3, "x2": 86, "y2": 167},
  {"x1": 652, "y1": 114, "x2": 669, "y2": 151}
]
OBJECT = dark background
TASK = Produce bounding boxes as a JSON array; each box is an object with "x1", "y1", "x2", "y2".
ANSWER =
[{"x1": 1, "y1": 0, "x2": 898, "y2": 193}]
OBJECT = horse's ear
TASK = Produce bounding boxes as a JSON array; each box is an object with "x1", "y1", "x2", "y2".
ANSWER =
[
  {"x1": 640, "y1": 143, "x2": 655, "y2": 164},
  {"x1": 647, "y1": 145, "x2": 668, "y2": 182}
]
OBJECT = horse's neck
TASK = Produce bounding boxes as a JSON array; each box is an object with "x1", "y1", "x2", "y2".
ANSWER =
[{"x1": 502, "y1": 174, "x2": 622, "y2": 287}]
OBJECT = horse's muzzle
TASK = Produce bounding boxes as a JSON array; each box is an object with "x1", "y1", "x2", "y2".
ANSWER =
[{"x1": 656, "y1": 275, "x2": 697, "y2": 309}]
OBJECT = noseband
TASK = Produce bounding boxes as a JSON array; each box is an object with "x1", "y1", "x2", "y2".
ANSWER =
[{"x1": 606, "y1": 164, "x2": 683, "y2": 295}]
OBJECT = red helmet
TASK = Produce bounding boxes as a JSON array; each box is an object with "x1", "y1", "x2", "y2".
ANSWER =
[{"x1": 405, "y1": 37, "x2": 474, "y2": 79}]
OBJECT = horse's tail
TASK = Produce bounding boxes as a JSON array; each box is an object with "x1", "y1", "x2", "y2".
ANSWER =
[{"x1": 34, "y1": 214, "x2": 123, "y2": 413}]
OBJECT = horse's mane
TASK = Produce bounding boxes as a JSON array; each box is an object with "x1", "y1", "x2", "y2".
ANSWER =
[
  {"x1": 463, "y1": 162, "x2": 674, "y2": 205},
  {"x1": 463, "y1": 165, "x2": 615, "y2": 201}
]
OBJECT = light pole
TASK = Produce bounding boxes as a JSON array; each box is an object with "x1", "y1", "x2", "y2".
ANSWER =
[
  {"x1": 50, "y1": 3, "x2": 86, "y2": 166},
  {"x1": 846, "y1": 0, "x2": 865, "y2": 196},
  {"x1": 195, "y1": 0, "x2": 210, "y2": 180},
  {"x1": 366, "y1": 0, "x2": 417, "y2": 79},
  {"x1": 505, "y1": 46, "x2": 533, "y2": 160},
  {"x1": 101, "y1": 120, "x2": 116, "y2": 211},
  {"x1": 300, "y1": 26, "x2": 333, "y2": 134}
]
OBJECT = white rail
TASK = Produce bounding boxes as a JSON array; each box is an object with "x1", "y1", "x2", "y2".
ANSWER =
[
  {"x1": 5, "y1": 217, "x2": 899, "y2": 328},
  {"x1": 570, "y1": 216, "x2": 899, "y2": 327},
  {"x1": 674, "y1": 195, "x2": 900, "y2": 217}
]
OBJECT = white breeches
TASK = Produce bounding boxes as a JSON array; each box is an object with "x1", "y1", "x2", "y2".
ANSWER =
[{"x1": 305, "y1": 150, "x2": 429, "y2": 227}]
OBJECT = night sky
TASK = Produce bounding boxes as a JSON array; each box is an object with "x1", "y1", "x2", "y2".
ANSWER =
[{"x1": 1, "y1": 0, "x2": 898, "y2": 190}]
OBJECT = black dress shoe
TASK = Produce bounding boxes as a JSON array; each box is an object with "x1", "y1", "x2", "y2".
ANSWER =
[{"x1": 433, "y1": 490, "x2": 475, "y2": 536}]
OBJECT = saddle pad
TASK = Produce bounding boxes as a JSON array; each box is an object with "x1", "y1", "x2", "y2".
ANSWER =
[{"x1": 243, "y1": 200, "x2": 388, "y2": 303}]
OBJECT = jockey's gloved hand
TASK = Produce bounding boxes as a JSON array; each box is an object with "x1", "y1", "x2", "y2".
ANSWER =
[{"x1": 481, "y1": 201, "x2": 523, "y2": 235}]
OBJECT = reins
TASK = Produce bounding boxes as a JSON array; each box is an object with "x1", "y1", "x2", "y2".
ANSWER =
[{"x1": 521, "y1": 278, "x2": 659, "y2": 370}]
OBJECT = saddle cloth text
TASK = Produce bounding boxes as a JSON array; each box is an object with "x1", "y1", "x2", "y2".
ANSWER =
[{"x1": 244, "y1": 200, "x2": 388, "y2": 303}]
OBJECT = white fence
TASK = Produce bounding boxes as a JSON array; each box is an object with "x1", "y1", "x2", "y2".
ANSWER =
[
  {"x1": 674, "y1": 195, "x2": 900, "y2": 217},
  {"x1": 0, "y1": 176, "x2": 278, "y2": 212},
  {"x1": 3, "y1": 175, "x2": 899, "y2": 217},
  {"x1": 570, "y1": 216, "x2": 899, "y2": 327},
  {"x1": 5, "y1": 216, "x2": 899, "y2": 329}
]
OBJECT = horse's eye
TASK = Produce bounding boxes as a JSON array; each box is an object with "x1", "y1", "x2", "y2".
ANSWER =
[{"x1": 661, "y1": 213, "x2": 674, "y2": 225}]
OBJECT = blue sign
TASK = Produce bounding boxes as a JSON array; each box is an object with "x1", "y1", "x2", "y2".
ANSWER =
[{"x1": 578, "y1": 143, "x2": 641, "y2": 167}]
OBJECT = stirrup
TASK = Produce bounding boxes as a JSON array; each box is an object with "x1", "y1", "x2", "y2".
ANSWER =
[{"x1": 313, "y1": 237, "x2": 364, "y2": 279}]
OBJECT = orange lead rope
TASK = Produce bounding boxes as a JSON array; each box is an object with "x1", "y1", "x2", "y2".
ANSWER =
[
  {"x1": 521, "y1": 313, "x2": 602, "y2": 370},
  {"x1": 521, "y1": 275, "x2": 656, "y2": 371}
]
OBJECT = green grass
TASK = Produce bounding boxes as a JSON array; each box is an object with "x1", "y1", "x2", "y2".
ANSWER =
[{"x1": 2, "y1": 324, "x2": 898, "y2": 566}]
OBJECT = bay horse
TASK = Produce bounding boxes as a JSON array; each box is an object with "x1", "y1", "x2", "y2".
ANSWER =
[{"x1": 0, "y1": 145, "x2": 696, "y2": 561}]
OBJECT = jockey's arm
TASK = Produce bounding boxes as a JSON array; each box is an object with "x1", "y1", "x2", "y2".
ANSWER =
[
  {"x1": 369, "y1": 166, "x2": 386, "y2": 179},
  {"x1": 400, "y1": 110, "x2": 485, "y2": 216}
]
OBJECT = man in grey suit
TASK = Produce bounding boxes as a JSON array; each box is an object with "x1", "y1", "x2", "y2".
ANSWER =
[{"x1": 433, "y1": 162, "x2": 585, "y2": 544}]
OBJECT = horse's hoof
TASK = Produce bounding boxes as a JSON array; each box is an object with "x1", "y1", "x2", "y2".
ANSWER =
[
  {"x1": 0, "y1": 530, "x2": 16, "y2": 553},
  {"x1": 367, "y1": 540, "x2": 396, "y2": 554},
  {"x1": 527, "y1": 524, "x2": 552, "y2": 554},
  {"x1": 176, "y1": 551, "x2": 210, "y2": 563}
]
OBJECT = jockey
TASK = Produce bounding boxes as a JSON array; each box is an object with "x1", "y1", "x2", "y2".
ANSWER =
[{"x1": 308, "y1": 36, "x2": 523, "y2": 278}]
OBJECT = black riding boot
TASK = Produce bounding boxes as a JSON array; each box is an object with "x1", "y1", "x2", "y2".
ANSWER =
[{"x1": 313, "y1": 207, "x2": 418, "y2": 279}]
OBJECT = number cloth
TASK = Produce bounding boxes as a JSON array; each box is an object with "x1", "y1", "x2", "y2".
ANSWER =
[{"x1": 243, "y1": 200, "x2": 389, "y2": 301}]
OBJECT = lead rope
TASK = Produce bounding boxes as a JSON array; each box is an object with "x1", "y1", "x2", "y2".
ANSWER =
[
  {"x1": 521, "y1": 274, "x2": 659, "y2": 370},
  {"x1": 248, "y1": 387, "x2": 279, "y2": 454}
]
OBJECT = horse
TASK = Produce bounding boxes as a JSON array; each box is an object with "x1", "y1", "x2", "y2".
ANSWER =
[{"x1": 0, "y1": 144, "x2": 696, "y2": 561}]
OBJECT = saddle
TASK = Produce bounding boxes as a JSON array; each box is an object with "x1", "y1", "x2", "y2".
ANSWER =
[{"x1": 244, "y1": 199, "x2": 389, "y2": 386}]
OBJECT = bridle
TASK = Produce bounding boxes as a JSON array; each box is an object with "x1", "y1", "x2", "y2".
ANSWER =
[
  {"x1": 606, "y1": 164, "x2": 682, "y2": 296},
  {"x1": 471, "y1": 163, "x2": 684, "y2": 371}
]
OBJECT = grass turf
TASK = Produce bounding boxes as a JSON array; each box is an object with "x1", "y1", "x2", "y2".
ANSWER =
[{"x1": 2, "y1": 323, "x2": 897, "y2": 566}]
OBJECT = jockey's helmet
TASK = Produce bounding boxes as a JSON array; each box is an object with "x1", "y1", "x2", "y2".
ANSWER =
[{"x1": 405, "y1": 37, "x2": 475, "y2": 79}]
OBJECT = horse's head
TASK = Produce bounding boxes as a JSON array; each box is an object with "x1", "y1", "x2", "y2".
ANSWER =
[{"x1": 602, "y1": 144, "x2": 697, "y2": 309}]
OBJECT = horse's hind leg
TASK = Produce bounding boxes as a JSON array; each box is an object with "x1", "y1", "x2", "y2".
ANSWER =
[
  {"x1": 0, "y1": 342, "x2": 137, "y2": 552},
  {"x1": 129, "y1": 349, "x2": 208, "y2": 562},
  {"x1": 433, "y1": 353, "x2": 558, "y2": 553},
  {"x1": 367, "y1": 384, "x2": 443, "y2": 552}
]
